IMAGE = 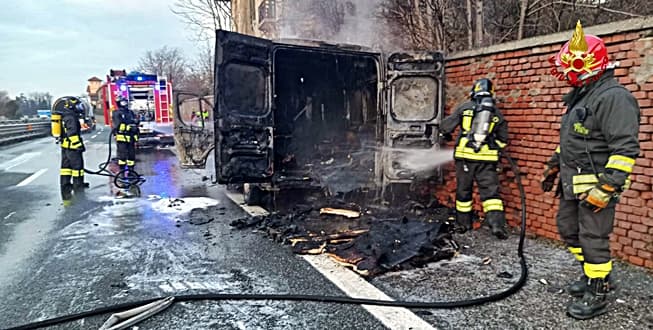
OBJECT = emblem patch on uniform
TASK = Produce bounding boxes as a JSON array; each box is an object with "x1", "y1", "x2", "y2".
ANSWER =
[{"x1": 573, "y1": 122, "x2": 589, "y2": 135}]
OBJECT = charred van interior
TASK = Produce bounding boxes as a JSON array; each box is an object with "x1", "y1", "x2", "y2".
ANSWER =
[
  {"x1": 200, "y1": 30, "x2": 446, "y2": 210},
  {"x1": 272, "y1": 47, "x2": 380, "y2": 196}
]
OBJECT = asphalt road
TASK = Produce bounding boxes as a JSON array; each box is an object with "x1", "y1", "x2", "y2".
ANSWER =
[
  {"x1": 0, "y1": 129, "x2": 385, "y2": 329},
  {"x1": 0, "y1": 128, "x2": 651, "y2": 330}
]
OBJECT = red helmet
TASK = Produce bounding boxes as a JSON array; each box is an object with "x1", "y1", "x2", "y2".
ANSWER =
[{"x1": 550, "y1": 21, "x2": 609, "y2": 87}]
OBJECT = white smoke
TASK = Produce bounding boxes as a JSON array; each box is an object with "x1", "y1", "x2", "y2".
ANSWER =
[{"x1": 278, "y1": 0, "x2": 392, "y2": 51}]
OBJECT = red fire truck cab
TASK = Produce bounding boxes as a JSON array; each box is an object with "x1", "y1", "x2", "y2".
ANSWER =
[{"x1": 99, "y1": 69, "x2": 175, "y2": 146}]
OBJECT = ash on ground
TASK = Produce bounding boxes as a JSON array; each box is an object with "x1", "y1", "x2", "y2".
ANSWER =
[{"x1": 230, "y1": 196, "x2": 459, "y2": 277}]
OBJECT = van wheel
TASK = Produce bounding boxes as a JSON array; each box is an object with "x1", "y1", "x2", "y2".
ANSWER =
[{"x1": 243, "y1": 184, "x2": 264, "y2": 206}]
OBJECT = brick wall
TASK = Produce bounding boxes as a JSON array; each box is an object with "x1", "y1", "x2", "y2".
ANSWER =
[{"x1": 437, "y1": 17, "x2": 653, "y2": 269}]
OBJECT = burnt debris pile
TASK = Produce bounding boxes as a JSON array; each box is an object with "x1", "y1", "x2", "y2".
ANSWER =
[{"x1": 230, "y1": 198, "x2": 459, "y2": 277}]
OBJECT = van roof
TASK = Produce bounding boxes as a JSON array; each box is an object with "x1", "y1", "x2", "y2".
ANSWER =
[{"x1": 273, "y1": 38, "x2": 374, "y2": 53}]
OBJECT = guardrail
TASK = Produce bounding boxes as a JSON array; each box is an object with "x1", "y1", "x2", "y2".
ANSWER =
[{"x1": 0, "y1": 119, "x2": 51, "y2": 146}]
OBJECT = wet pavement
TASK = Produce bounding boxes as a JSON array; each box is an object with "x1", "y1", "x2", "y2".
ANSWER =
[
  {"x1": 0, "y1": 132, "x2": 384, "y2": 329},
  {"x1": 0, "y1": 131, "x2": 652, "y2": 330}
]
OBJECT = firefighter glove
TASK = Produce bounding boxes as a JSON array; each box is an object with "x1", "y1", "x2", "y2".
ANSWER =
[
  {"x1": 579, "y1": 183, "x2": 617, "y2": 213},
  {"x1": 540, "y1": 165, "x2": 559, "y2": 192},
  {"x1": 440, "y1": 133, "x2": 453, "y2": 142}
]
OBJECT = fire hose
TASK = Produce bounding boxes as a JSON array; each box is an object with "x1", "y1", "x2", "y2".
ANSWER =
[
  {"x1": 5, "y1": 153, "x2": 528, "y2": 330},
  {"x1": 83, "y1": 131, "x2": 146, "y2": 194}
]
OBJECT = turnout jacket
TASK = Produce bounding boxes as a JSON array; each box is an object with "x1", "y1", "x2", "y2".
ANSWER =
[
  {"x1": 546, "y1": 70, "x2": 640, "y2": 200},
  {"x1": 61, "y1": 110, "x2": 84, "y2": 151},
  {"x1": 112, "y1": 108, "x2": 139, "y2": 143},
  {"x1": 440, "y1": 100, "x2": 508, "y2": 162}
]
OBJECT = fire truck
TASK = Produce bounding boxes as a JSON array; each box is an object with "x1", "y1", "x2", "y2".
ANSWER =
[{"x1": 99, "y1": 69, "x2": 174, "y2": 146}]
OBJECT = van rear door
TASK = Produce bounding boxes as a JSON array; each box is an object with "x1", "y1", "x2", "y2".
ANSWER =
[
  {"x1": 214, "y1": 30, "x2": 274, "y2": 184},
  {"x1": 383, "y1": 52, "x2": 445, "y2": 183}
]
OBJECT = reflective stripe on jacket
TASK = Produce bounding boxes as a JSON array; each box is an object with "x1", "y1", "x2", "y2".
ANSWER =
[
  {"x1": 440, "y1": 101, "x2": 509, "y2": 162},
  {"x1": 61, "y1": 111, "x2": 83, "y2": 150},
  {"x1": 550, "y1": 70, "x2": 640, "y2": 200}
]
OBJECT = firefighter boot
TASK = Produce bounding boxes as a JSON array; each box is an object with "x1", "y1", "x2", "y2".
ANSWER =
[
  {"x1": 567, "y1": 277, "x2": 610, "y2": 320},
  {"x1": 72, "y1": 176, "x2": 87, "y2": 195},
  {"x1": 61, "y1": 183, "x2": 73, "y2": 206},
  {"x1": 567, "y1": 274, "x2": 589, "y2": 297},
  {"x1": 486, "y1": 211, "x2": 508, "y2": 239},
  {"x1": 455, "y1": 212, "x2": 473, "y2": 233},
  {"x1": 568, "y1": 272, "x2": 613, "y2": 298}
]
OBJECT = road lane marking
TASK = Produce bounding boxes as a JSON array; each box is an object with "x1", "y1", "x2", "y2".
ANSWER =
[
  {"x1": 1, "y1": 152, "x2": 41, "y2": 171},
  {"x1": 303, "y1": 254, "x2": 436, "y2": 330},
  {"x1": 91, "y1": 134, "x2": 98, "y2": 139},
  {"x1": 224, "y1": 191, "x2": 435, "y2": 330},
  {"x1": 4, "y1": 212, "x2": 16, "y2": 220},
  {"x1": 16, "y1": 168, "x2": 48, "y2": 187}
]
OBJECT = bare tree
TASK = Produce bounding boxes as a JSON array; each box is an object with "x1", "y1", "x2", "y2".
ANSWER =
[
  {"x1": 475, "y1": 0, "x2": 484, "y2": 46},
  {"x1": 171, "y1": 0, "x2": 232, "y2": 40},
  {"x1": 467, "y1": 0, "x2": 473, "y2": 47},
  {"x1": 381, "y1": 0, "x2": 649, "y2": 52},
  {"x1": 0, "y1": 91, "x2": 19, "y2": 119},
  {"x1": 518, "y1": 0, "x2": 528, "y2": 40},
  {"x1": 185, "y1": 42, "x2": 215, "y2": 96},
  {"x1": 136, "y1": 46, "x2": 188, "y2": 87}
]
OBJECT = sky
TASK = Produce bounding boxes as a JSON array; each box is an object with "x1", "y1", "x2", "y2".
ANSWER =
[{"x1": 0, "y1": 0, "x2": 200, "y2": 98}]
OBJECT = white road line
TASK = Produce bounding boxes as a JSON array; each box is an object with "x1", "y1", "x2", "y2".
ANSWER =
[
  {"x1": 91, "y1": 134, "x2": 98, "y2": 139},
  {"x1": 4, "y1": 211, "x2": 16, "y2": 220},
  {"x1": 303, "y1": 255, "x2": 436, "y2": 330},
  {"x1": 224, "y1": 192, "x2": 435, "y2": 330},
  {"x1": 16, "y1": 168, "x2": 48, "y2": 187},
  {"x1": 1, "y1": 152, "x2": 41, "y2": 171}
]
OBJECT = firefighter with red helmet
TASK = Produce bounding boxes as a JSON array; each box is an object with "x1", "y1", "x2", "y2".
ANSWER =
[
  {"x1": 52, "y1": 96, "x2": 87, "y2": 205},
  {"x1": 542, "y1": 21, "x2": 640, "y2": 319},
  {"x1": 440, "y1": 78, "x2": 510, "y2": 239},
  {"x1": 112, "y1": 96, "x2": 139, "y2": 172}
]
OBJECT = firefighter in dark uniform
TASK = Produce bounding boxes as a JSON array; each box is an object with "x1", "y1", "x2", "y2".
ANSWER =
[
  {"x1": 52, "y1": 96, "x2": 87, "y2": 205},
  {"x1": 112, "y1": 96, "x2": 139, "y2": 171},
  {"x1": 541, "y1": 21, "x2": 640, "y2": 320},
  {"x1": 440, "y1": 78, "x2": 509, "y2": 239}
]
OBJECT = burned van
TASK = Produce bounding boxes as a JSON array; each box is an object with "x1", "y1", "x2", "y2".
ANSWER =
[{"x1": 174, "y1": 30, "x2": 446, "y2": 205}]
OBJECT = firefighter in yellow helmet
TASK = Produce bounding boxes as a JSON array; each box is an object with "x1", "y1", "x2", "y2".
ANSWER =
[
  {"x1": 112, "y1": 96, "x2": 139, "y2": 172},
  {"x1": 52, "y1": 96, "x2": 87, "y2": 204},
  {"x1": 542, "y1": 21, "x2": 640, "y2": 320},
  {"x1": 440, "y1": 78, "x2": 509, "y2": 239}
]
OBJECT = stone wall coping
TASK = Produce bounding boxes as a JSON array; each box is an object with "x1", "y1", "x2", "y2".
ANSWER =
[{"x1": 448, "y1": 16, "x2": 653, "y2": 60}]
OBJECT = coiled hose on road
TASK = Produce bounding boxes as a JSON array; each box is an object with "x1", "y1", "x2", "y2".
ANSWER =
[
  {"x1": 83, "y1": 131, "x2": 145, "y2": 191},
  {"x1": 5, "y1": 154, "x2": 528, "y2": 330}
]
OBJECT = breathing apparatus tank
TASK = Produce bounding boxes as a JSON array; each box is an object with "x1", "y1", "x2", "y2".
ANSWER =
[
  {"x1": 468, "y1": 96, "x2": 496, "y2": 152},
  {"x1": 50, "y1": 97, "x2": 67, "y2": 138},
  {"x1": 466, "y1": 78, "x2": 496, "y2": 152},
  {"x1": 51, "y1": 96, "x2": 85, "y2": 139}
]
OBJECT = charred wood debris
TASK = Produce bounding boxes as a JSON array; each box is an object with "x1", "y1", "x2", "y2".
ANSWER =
[{"x1": 230, "y1": 192, "x2": 461, "y2": 277}]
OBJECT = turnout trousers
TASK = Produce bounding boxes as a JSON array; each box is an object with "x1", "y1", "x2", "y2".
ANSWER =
[
  {"x1": 557, "y1": 197, "x2": 615, "y2": 278},
  {"x1": 60, "y1": 148, "x2": 84, "y2": 200},
  {"x1": 454, "y1": 160, "x2": 506, "y2": 226},
  {"x1": 117, "y1": 141, "x2": 136, "y2": 170}
]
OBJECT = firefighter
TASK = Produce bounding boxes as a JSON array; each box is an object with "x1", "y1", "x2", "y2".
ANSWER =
[
  {"x1": 440, "y1": 78, "x2": 509, "y2": 239},
  {"x1": 541, "y1": 21, "x2": 640, "y2": 320},
  {"x1": 195, "y1": 108, "x2": 210, "y2": 128},
  {"x1": 52, "y1": 96, "x2": 87, "y2": 205},
  {"x1": 112, "y1": 96, "x2": 139, "y2": 172}
]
